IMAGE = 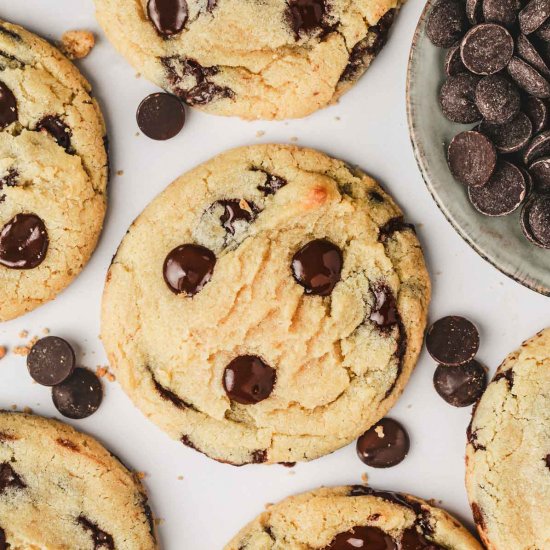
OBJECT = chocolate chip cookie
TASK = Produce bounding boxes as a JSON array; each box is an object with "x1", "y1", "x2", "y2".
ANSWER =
[
  {"x1": 0, "y1": 20, "x2": 108, "y2": 322},
  {"x1": 94, "y1": 0, "x2": 402, "y2": 119},
  {"x1": 224, "y1": 486, "x2": 483, "y2": 549},
  {"x1": 466, "y1": 327, "x2": 550, "y2": 549},
  {"x1": 101, "y1": 144, "x2": 431, "y2": 465},
  {"x1": 0, "y1": 411, "x2": 157, "y2": 549}
]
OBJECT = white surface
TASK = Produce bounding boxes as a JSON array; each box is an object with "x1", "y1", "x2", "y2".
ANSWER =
[{"x1": 0, "y1": 1, "x2": 547, "y2": 548}]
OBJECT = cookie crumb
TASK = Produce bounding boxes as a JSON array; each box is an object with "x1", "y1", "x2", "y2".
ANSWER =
[
  {"x1": 361, "y1": 472, "x2": 369, "y2": 483},
  {"x1": 177, "y1": 475, "x2": 184, "y2": 480},
  {"x1": 22, "y1": 407, "x2": 33, "y2": 414},
  {"x1": 42, "y1": 328, "x2": 50, "y2": 335},
  {"x1": 61, "y1": 30, "x2": 95, "y2": 59},
  {"x1": 135, "y1": 73, "x2": 141, "y2": 78},
  {"x1": 256, "y1": 130, "x2": 265, "y2": 138},
  {"x1": 135, "y1": 132, "x2": 140, "y2": 137},
  {"x1": 290, "y1": 136, "x2": 298, "y2": 142},
  {"x1": 116, "y1": 170, "x2": 124, "y2": 176},
  {"x1": 10, "y1": 405, "x2": 16, "y2": 411},
  {"x1": 0, "y1": 346, "x2": 6, "y2": 360},
  {"x1": 154, "y1": 518, "x2": 165, "y2": 526},
  {"x1": 374, "y1": 425, "x2": 385, "y2": 438},
  {"x1": 19, "y1": 330, "x2": 28, "y2": 339},
  {"x1": 96, "y1": 366, "x2": 108, "y2": 378},
  {"x1": 335, "y1": 116, "x2": 341, "y2": 121},
  {"x1": 106, "y1": 372, "x2": 116, "y2": 382},
  {"x1": 13, "y1": 345, "x2": 30, "y2": 357},
  {"x1": 135, "y1": 471, "x2": 147, "y2": 480}
]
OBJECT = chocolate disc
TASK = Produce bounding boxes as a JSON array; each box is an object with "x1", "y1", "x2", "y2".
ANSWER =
[
  {"x1": 325, "y1": 526, "x2": 397, "y2": 550},
  {"x1": 137, "y1": 93, "x2": 185, "y2": 140},
  {"x1": 479, "y1": 112, "x2": 532, "y2": 153},
  {"x1": 426, "y1": 0, "x2": 468, "y2": 48},
  {"x1": 426, "y1": 316, "x2": 480, "y2": 366},
  {"x1": 519, "y1": 0, "x2": 550, "y2": 35},
  {"x1": 482, "y1": 0, "x2": 520, "y2": 27},
  {"x1": 523, "y1": 194, "x2": 550, "y2": 247},
  {"x1": 507, "y1": 56, "x2": 550, "y2": 99},
  {"x1": 466, "y1": 0, "x2": 483, "y2": 24},
  {"x1": 0, "y1": 81, "x2": 17, "y2": 130},
  {"x1": 356, "y1": 418, "x2": 410, "y2": 468},
  {"x1": 447, "y1": 131, "x2": 497, "y2": 187},
  {"x1": 291, "y1": 238, "x2": 343, "y2": 296},
  {"x1": 460, "y1": 24, "x2": 514, "y2": 75},
  {"x1": 439, "y1": 74, "x2": 481, "y2": 123},
  {"x1": 535, "y1": 19, "x2": 550, "y2": 41},
  {"x1": 52, "y1": 368, "x2": 103, "y2": 419},
  {"x1": 516, "y1": 34, "x2": 550, "y2": 80},
  {"x1": 36, "y1": 116, "x2": 72, "y2": 151},
  {"x1": 529, "y1": 156, "x2": 550, "y2": 192},
  {"x1": 223, "y1": 355, "x2": 276, "y2": 405},
  {"x1": 163, "y1": 243, "x2": 216, "y2": 295},
  {"x1": 444, "y1": 43, "x2": 467, "y2": 76},
  {"x1": 523, "y1": 96, "x2": 549, "y2": 133},
  {"x1": 433, "y1": 360, "x2": 487, "y2": 407},
  {"x1": 0, "y1": 213, "x2": 49, "y2": 269},
  {"x1": 147, "y1": 0, "x2": 188, "y2": 37},
  {"x1": 27, "y1": 336, "x2": 75, "y2": 387},
  {"x1": 475, "y1": 74, "x2": 521, "y2": 124},
  {"x1": 523, "y1": 129, "x2": 550, "y2": 164}
]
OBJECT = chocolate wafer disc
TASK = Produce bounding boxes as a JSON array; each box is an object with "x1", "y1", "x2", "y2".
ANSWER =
[
  {"x1": 479, "y1": 112, "x2": 533, "y2": 153},
  {"x1": 529, "y1": 156, "x2": 550, "y2": 192},
  {"x1": 507, "y1": 56, "x2": 550, "y2": 98},
  {"x1": 461, "y1": 24, "x2": 514, "y2": 75},
  {"x1": 448, "y1": 131, "x2": 497, "y2": 186},
  {"x1": 440, "y1": 74, "x2": 481, "y2": 123},
  {"x1": 523, "y1": 130, "x2": 550, "y2": 164}
]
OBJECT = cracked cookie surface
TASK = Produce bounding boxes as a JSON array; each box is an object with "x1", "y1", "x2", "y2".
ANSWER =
[
  {"x1": 0, "y1": 20, "x2": 107, "y2": 322},
  {"x1": 466, "y1": 327, "x2": 550, "y2": 550},
  {"x1": 0, "y1": 411, "x2": 157, "y2": 549},
  {"x1": 94, "y1": 0, "x2": 401, "y2": 120},
  {"x1": 224, "y1": 486, "x2": 482, "y2": 549},
  {"x1": 101, "y1": 144, "x2": 430, "y2": 465}
]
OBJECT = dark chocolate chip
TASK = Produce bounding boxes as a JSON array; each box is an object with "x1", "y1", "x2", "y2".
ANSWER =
[
  {"x1": 370, "y1": 283, "x2": 399, "y2": 328},
  {"x1": 324, "y1": 526, "x2": 397, "y2": 550},
  {"x1": 482, "y1": 0, "x2": 520, "y2": 27},
  {"x1": 378, "y1": 217, "x2": 415, "y2": 241},
  {"x1": 0, "y1": 168, "x2": 18, "y2": 190},
  {"x1": 522, "y1": 194, "x2": 550, "y2": 247},
  {"x1": 426, "y1": 316, "x2": 480, "y2": 366},
  {"x1": 519, "y1": 0, "x2": 550, "y2": 35},
  {"x1": 223, "y1": 355, "x2": 276, "y2": 405},
  {"x1": 466, "y1": 0, "x2": 483, "y2": 24},
  {"x1": 507, "y1": 56, "x2": 550, "y2": 98},
  {"x1": 0, "y1": 81, "x2": 17, "y2": 129},
  {"x1": 523, "y1": 129, "x2": 550, "y2": 164},
  {"x1": 444, "y1": 43, "x2": 467, "y2": 76},
  {"x1": 468, "y1": 160, "x2": 527, "y2": 215},
  {"x1": 475, "y1": 74, "x2": 521, "y2": 124},
  {"x1": 27, "y1": 336, "x2": 76, "y2": 386},
  {"x1": 251, "y1": 449, "x2": 268, "y2": 463},
  {"x1": 152, "y1": 374, "x2": 192, "y2": 409},
  {"x1": 545, "y1": 454, "x2": 550, "y2": 469},
  {"x1": 479, "y1": 112, "x2": 532, "y2": 153},
  {"x1": 291, "y1": 239, "x2": 343, "y2": 296},
  {"x1": 493, "y1": 367, "x2": 515, "y2": 386},
  {"x1": 426, "y1": 0, "x2": 468, "y2": 48},
  {"x1": 163, "y1": 243, "x2": 216, "y2": 295},
  {"x1": 0, "y1": 527, "x2": 5, "y2": 550},
  {"x1": 523, "y1": 96, "x2": 548, "y2": 133},
  {"x1": 460, "y1": 24, "x2": 514, "y2": 75},
  {"x1": 0, "y1": 462, "x2": 25, "y2": 492},
  {"x1": 147, "y1": 0, "x2": 188, "y2": 37},
  {"x1": 77, "y1": 516, "x2": 114, "y2": 550},
  {"x1": 0, "y1": 213, "x2": 49, "y2": 269},
  {"x1": 529, "y1": 155, "x2": 550, "y2": 192},
  {"x1": 288, "y1": 0, "x2": 327, "y2": 37},
  {"x1": 0, "y1": 25, "x2": 21, "y2": 42},
  {"x1": 256, "y1": 171, "x2": 287, "y2": 196},
  {"x1": 136, "y1": 93, "x2": 185, "y2": 140},
  {"x1": 447, "y1": 131, "x2": 497, "y2": 187},
  {"x1": 517, "y1": 34, "x2": 550, "y2": 80},
  {"x1": 214, "y1": 199, "x2": 258, "y2": 235},
  {"x1": 439, "y1": 74, "x2": 481, "y2": 123},
  {"x1": 433, "y1": 360, "x2": 487, "y2": 407},
  {"x1": 36, "y1": 115, "x2": 72, "y2": 151},
  {"x1": 356, "y1": 418, "x2": 410, "y2": 468},
  {"x1": 471, "y1": 502, "x2": 486, "y2": 530},
  {"x1": 52, "y1": 367, "x2": 103, "y2": 419},
  {"x1": 401, "y1": 527, "x2": 444, "y2": 549}
]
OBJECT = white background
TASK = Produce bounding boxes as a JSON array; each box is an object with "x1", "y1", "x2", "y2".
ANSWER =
[{"x1": 0, "y1": 1, "x2": 548, "y2": 548}]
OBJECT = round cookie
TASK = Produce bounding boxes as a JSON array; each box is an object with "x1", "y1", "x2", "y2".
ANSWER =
[
  {"x1": 0, "y1": 20, "x2": 108, "y2": 322},
  {"x1": 101, "y1": 144, "x2": 431, "y2": 465},
  {"x1": 224, "y1": 486, "x2": 483, "y2": 549},
  {"x1": 94, "y1": 0, "x2": 401, "y2": 120},
  {"x1": 0, "y1": 411, "x2": 157, "y2": 549},
  {"x1": 466, "y1": 327, "x2": 550, "y2": 550}
]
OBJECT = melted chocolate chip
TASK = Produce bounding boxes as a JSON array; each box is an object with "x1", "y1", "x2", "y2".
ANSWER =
[
  {"x1": 56, "y1": 438, "x2": 79, "y2": 451},
  {"x1": 153, "y1": 377, "x2": 190, "y2": 409},
  {"x1": 324, "y1": 526, "x2": 397, "y2": 549},
  {"x1": 77, "y1": 516, "x2": 114, "y2": 550},
  {"x1": 256, "y1": 170, "x2": 287, "y2": 195},
  {"x1": 27, "y1": 336, "x2": 76, "y2": 386},
  {"x1": 0, "y1": 463, "x2": 25, "y2": 493},
  {"x1": 433, "y1": 360, "x2": 487, "y2": 407},
  {"x1": 370, "y1": 284, "x2": 399, "y2": 328},
  {"x1": 214, "y1": 199, "x2": 258, "y2": 235},
  {"x1": 251, "y1": 449, "x2": 268, "y2": 463},
  {"x1": 471, "y1": 502, "x2": 486, "y2": 530},
  {"x1": 288, "y1": 0, "x2": 327, "y2": 37},
  {"x1": 0, "y1": 25, "x2": 21, "y2": 42},
  {"x1": 426, "y1": 316, "x2": 480, "y2": 366},
  {"x1": 426, "y1": 0, "x2": 468, "y2": 48},
  {"x1": 0, "y1": 527, "x2": 5, "y2": 550},
  {"x1": 163, "y1": 243, "x2": 216, "y2": 295},
  {"x1": 0, "y1": 168, "x2": 18, "y2": 190},
  {"x1": 356, "y1": 418, "x2": 410, "y2": 468},
  {"x1": 370, "y1": 191, "x2": 385, "y2": 203},
  {"x1": 36, "y1": 116, "x2": 72, "y2": 151},
  {"x1": 136, "y1": 93, "x2": 185, "y2": 140},
  {"x1": 0, "y1": 213, "x2": 49, "y2": 270},
  {"x1": 223, "y1": 355, "x2": 276, "y2": 405},
  {"x1": 493, "y1": 367, "x2": 515, "y2": 387},
  {"x1": 545, "y1": 454, "x2": 550, "y2": 469},
  {"x1": 291, "y1": 239, "x2": 343, "y2": 296},
  {"x1": 147, "y1": 0, "x2": 188, "y2": 37},
  {"x1": 0, "y1": 81, "x2": 17, "y2": 129},
  {"x1": 52, "y1": 367, "x2": 103, "y2": 419},
  {"x1": 378, "y1": 217, "x2": 415, "y2": 241},
  {"x1": 401, "y1": 527, "x2": 443, "y2": 549}
]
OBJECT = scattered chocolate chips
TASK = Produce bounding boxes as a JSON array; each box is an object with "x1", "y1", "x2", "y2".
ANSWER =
[
  {"x1": 36, "y1": 115, "x2": 72, "y2": 151},
  {"x1": 468, "y1": 161, "x2": 527, "y2": 215},
  {"x1": 519, "y1": 0, "x2": 550, "y2": 35},
  {"x1": 0, "y1": 81, "x2": 17, "y2": 129},
  {"x1": 163, "y1": 243, "x2": 216, "y2": 295},
  {"x1": 426, "y1": 316, "x2": 480, "y2": 366},
  {"x1": 78, "y1": 516, "x2": 114, "y2": 550},
  {"x1": 479, "y1": 112, "x2": 532, "y2": 153},
  {"x1": 0, "y1": 213, "x2": 49, "y2": 270},
  {"x1": 324, "y1": 526, "x2": 397, "y2": 549},
  {"x1": 147, "y1": 0, "x2": 188, "y2": 37},
  {"x1": 291, "y1": 239, "x2": 343, "y2": 296},
  {"x1": 288, "y1": 0, "x2": 327, "y2": 37},
  {"x1": 524, "y1": 96, "x2": 548, "y2": 133},
  {"x1": 426, "y1": 0, "x2": 468, "y2": 48},
  {"x1": 0, "y1": 462, "x2": 25, "y2": 492},
  {"x1": 447, "y1": 131, "x2": 496, "y2": 186},
  {"x1": 529, "y1": 156, "x2": 550, "y2": 192},
  {"x1": 370, "y1": 284, "x2": 399, "y2": 328},
  {"x1": 433, "y1": 360, "x2": 487, "y2": 406},
  {"x1": 136, "y1": 93, "x2": 185, "y2": 140},
  {"x1": 522, "y1": 194, "x2": 550, "y2": 247},
  {"x1": 445, "y1": 43, "x2": 466, "y2": 76},
  {"x1": 460, "y1": 24, "x2": 514, "y2": 75},
  {"x1": 482, "y1": 0, "x2": 519, "y2": 27},
  {"x1": 475, "y1": 74, "x2": 520, "y2": 124},
  {"x1": 223, "y1": 355, "x2": 276, "y2": 405},
  {"x1": 52, "y1": 367, "x2": 103, "y2": 419},
  {"x1": 214, "y1": 199, "x2": 258, "y2": 235},
  {"x1": 507, "y1": 56, "x2": 550, "y2": 98},
  {"x1": 356, "y1": 418, "x2": 410, "y2": 468},
  {"x1": 27, "y1": 336, "x2": 75, "y2": 386},
  {"x1": 439, "y1": 74, "x2": 481, "y2": 123}
]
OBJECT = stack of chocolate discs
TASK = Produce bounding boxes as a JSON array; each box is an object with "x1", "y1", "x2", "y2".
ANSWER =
[{"x1": 426, "y1": 0, "x2": 550, "y2": 249}]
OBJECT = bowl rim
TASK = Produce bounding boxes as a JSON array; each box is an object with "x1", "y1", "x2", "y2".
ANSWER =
[{"x1": 405, "y1": 0, "x2": 550, "y2": 297}]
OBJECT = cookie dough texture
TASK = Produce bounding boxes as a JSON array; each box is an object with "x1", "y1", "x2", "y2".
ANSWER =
[
  {"x1": 94, "y1": 0, "x2": 401, "y2": 119},
  {"x1": 466, "y1": 328, "x2": 550, "y2": 550},
  {"x1": 225, "y1": 486, "x2": 483, "y2": 549},
  {"x1": 101, "y1": 144, "x2": 430, "y2": 465},
  {"x1": 0, "y1": 411, "x2": 157, "y2": 549},
  {"x1": 0, "y1": 21, "x2": 107, "y2": 322}
]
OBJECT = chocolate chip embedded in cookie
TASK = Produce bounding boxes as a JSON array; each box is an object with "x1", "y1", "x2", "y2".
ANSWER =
[{"x1": 101, "y1": 144, "x2": 431, "y2": 465}]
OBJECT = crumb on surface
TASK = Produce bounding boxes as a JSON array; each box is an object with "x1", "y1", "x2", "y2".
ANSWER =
[
  {"x1": 177, "y1": 475, "x2": 184, "y2": 480},
  {"x1": 10, "y1": 405, "x2": 16, "y2": 411},
  {"x1": 135, "y1": 471, "x2": 147, "y2": 480},
  {"x1": 374, "y1": 425, "x2": 385, "y2": 438},
  {"x1": 61, "y1": 30, "x2": 95, "y2": 60},
  {"x1": 0, "y1": 346, "x2": 6, "y2": 360},
  {"x1": 154, "y1": 518, "x2": 165, "y2": 526},
  {"x1": 23, "y1": 407, "x2": 33, "y2": 414},
  {"x1": 255, "y1": 130, "x2": 265, "y2": 138},
  {"x1": 116, "y1": 170, "x2": 124, "y2": 176},
  {"x1": 42, "y1": 328, "x2": 50, "y2": 335},
  {"x1": 290, "y1": 136, "x2": 298, "y2": 142},
  {"x1": 361, "y1": 472, "x2": 369, "y2": 483},
  {"x1": 19, "y1": 330, "x2": 28, "y2": 339}
]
